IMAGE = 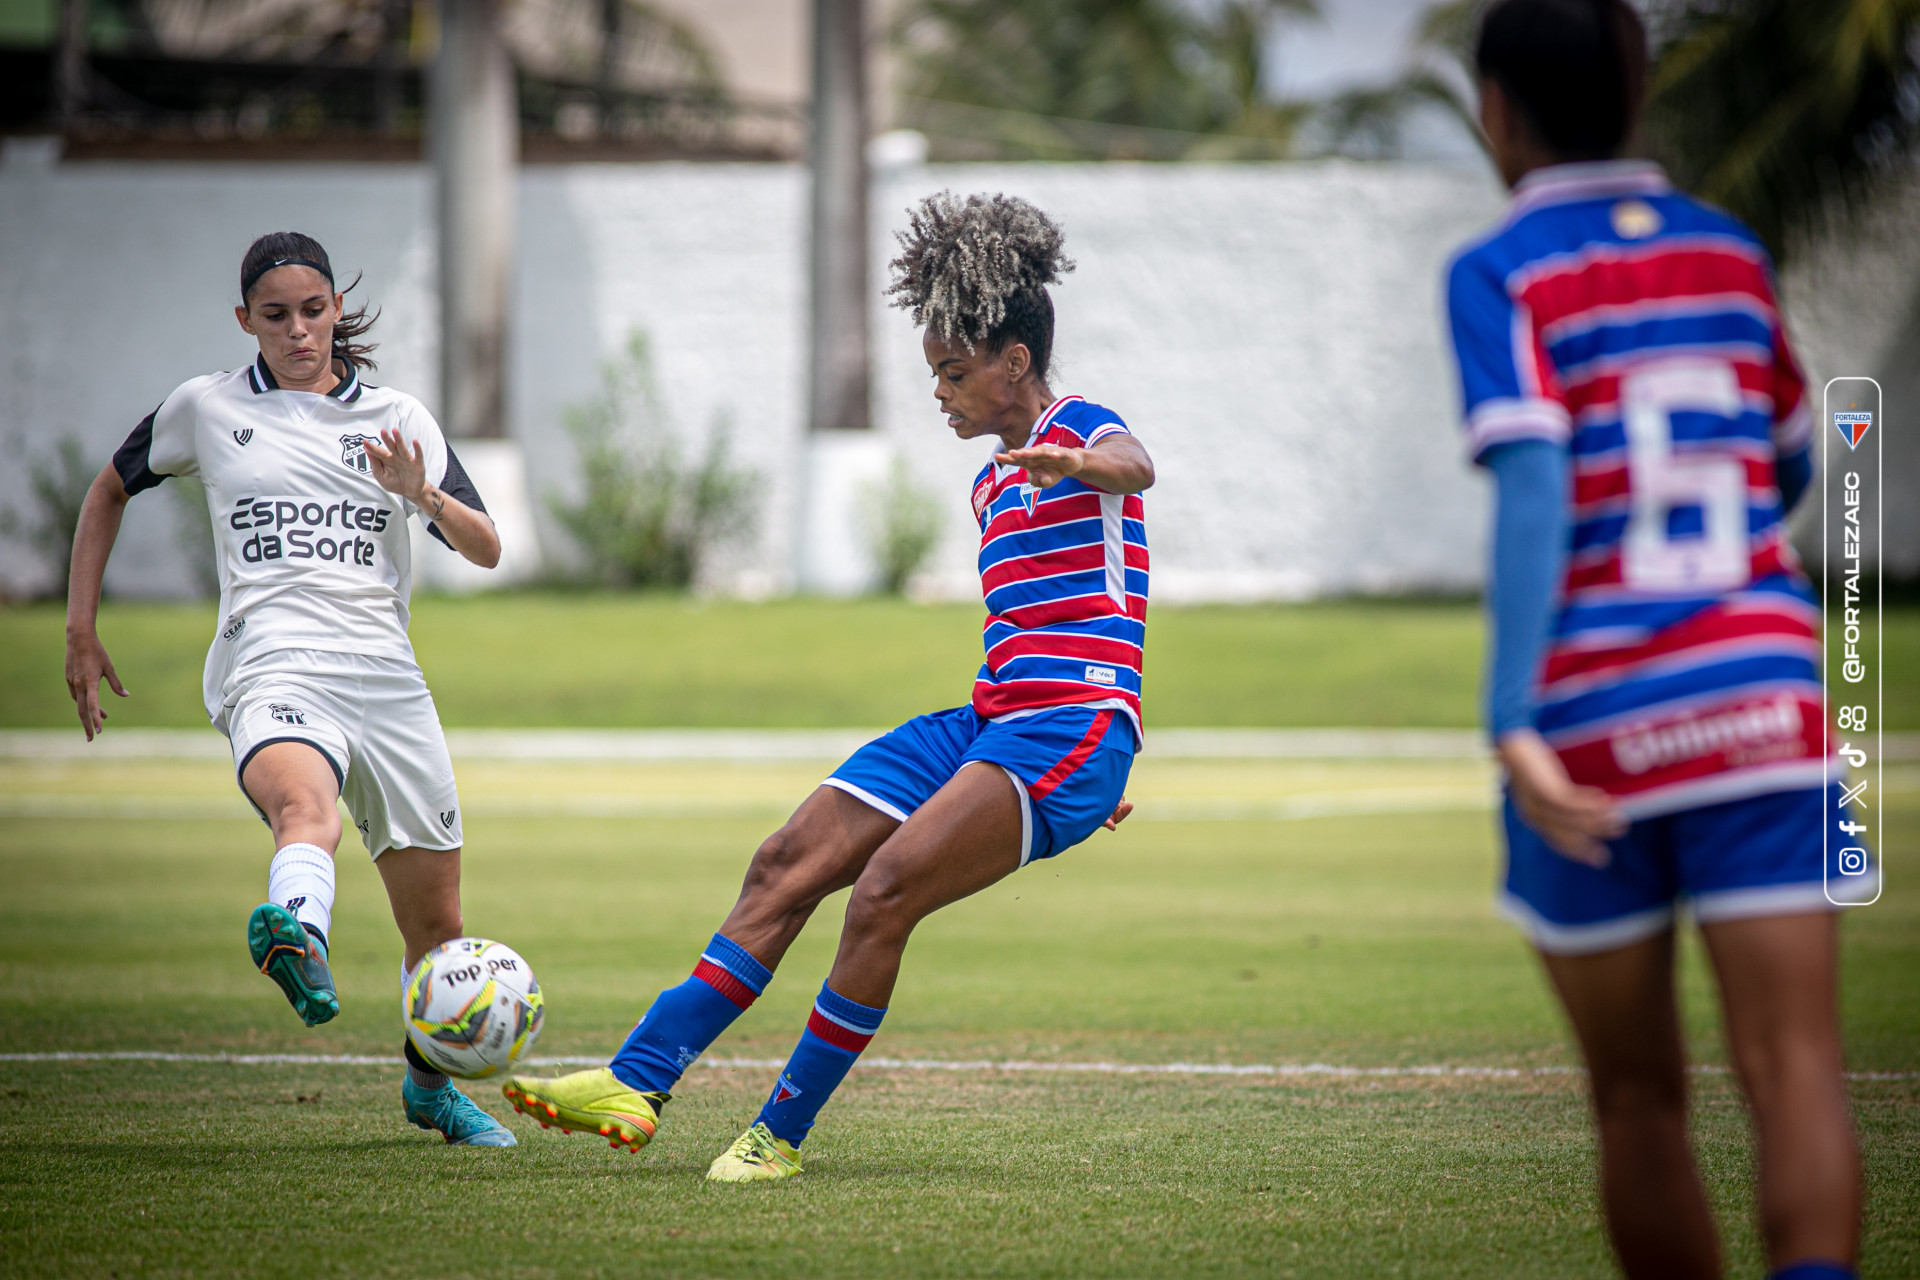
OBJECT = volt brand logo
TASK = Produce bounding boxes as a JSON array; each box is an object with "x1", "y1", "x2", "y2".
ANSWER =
[
  {"x1": 1834, "y1": 412, "x2": 1872, "y2": 451},
  {"x1": 233, "y1": 429, "x2": 254, "y2": 446},
  {"x1": 284, "y1": 896, "x2": 306, "y2": 912},
  {"x1": 269, "y1": 703, "x2": 307, "y2": 726},
  {"x1": 439, "y1": 810, "x2": 457, "y2": 830},
  {"x1": 340, "y1": 434, "x2": 376, "y2": 473}
]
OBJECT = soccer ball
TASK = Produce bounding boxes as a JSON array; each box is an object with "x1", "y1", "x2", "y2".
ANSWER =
[{"x1": 403, "y1": 937, "x2": 544, "y2": 1079}]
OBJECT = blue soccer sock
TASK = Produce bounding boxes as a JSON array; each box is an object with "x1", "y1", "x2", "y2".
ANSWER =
[
  {"x1": 608, "y1": 933, "x2": 771, "y2": 1094},
  {"x1": 1769, "y1": 1263, "x2": 1855, "y2": 1280},
  {"x1": 755, "y1": 982, "x2": 886, "y2": 1147}
]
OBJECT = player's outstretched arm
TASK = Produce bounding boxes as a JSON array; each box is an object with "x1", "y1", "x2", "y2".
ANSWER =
[
  {"x1": 996, "y1": 434, "x2": 1155, "y2": 494},
  {"x1": 364, "y1": 427, "x2": 501, "y2": 569},
  {"x1": 65, "y1": 464, "x2": 132, "y2": 740}
]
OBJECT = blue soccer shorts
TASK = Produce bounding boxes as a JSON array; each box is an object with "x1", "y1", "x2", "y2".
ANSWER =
[
  {"x1": 824, "y1": 704, "x2": 1136, "y2": 865},
  {"x1": 1498, "y1": 783, "x2": 1868, "y2": 955}
]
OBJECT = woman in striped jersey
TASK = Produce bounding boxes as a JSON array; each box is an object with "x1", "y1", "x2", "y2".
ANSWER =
[
  {"x1": 504, "y1": 192, "x2": 1155, "y2": 1181},
  {"x1": 1451, "y1": 4, "x2": 1862, "y2": 1278}
]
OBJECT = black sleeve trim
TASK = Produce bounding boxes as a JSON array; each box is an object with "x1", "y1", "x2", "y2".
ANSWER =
[
  {"x1": 428, "y1": 444, "x2": 488, "y2": 549},
  {"x1": 112, "y1": 409, "x2": 167, "y2": 496}
]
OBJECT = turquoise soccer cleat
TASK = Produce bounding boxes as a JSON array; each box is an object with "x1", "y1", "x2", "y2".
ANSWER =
[
  {"x1": 403, "y1": 1077, "x2": 518, "y2": 1147},
  {"x1": 247, "y1": 902, "x2": 339, "y2": 1026}
]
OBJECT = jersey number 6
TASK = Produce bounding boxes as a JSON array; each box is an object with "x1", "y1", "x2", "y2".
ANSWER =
[{"x1": 1619, "y1": 359, "x2": 1751, "y2": 593}]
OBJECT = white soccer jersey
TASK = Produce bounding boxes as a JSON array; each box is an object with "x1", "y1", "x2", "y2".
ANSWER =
[{"x1": 114, "y1": 355, "x2": 487, "y2": 719}]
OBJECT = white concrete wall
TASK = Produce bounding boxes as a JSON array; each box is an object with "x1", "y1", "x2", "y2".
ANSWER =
[{"x1": 2, "y1": 155, "x2": 1910, "y2": 601}]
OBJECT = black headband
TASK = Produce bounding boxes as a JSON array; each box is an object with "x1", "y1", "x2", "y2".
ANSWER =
[{"x1": 242, "y1": 256, "x2": 334, "y2": 297}]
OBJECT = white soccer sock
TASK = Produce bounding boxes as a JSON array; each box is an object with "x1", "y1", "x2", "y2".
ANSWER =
[{"x1": 267, "y1": 842, "x2": 336, "y2": 943}]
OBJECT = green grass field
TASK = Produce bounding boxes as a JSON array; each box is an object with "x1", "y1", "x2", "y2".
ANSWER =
[
  {"x1": 9, "y1": 594, "x2": 1917, "y2": 731},
  {"x1": 5, "y1": 595, "x2": 1487, "y2": 729},
  {"x1": 1, "y1": 752, "x2": 1915, "y2": 1278}
]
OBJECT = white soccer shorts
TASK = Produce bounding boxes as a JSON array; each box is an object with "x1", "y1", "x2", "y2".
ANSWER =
[{"x1": 220, "y1": 649, "x2": 462, "y2": 858}]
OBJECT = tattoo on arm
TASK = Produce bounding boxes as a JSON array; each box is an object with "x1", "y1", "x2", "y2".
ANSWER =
[{"x1": 426, "y1": 488, "x2": 446, "y2": 519}]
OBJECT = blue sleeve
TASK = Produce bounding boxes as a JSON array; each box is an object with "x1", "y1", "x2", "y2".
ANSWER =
[
  {"x1": 1445, "y1": 248, "x2": 1571, "y2": 460},
  {"x1": 1483, "y1": 439, "x2": 1569, "y2": 738},
  {"x1": 1776, "y1": 445, "x2": 1812, "y2": 516}
]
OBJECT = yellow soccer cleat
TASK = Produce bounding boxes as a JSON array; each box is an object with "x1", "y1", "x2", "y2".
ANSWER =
[
  {"x1": 500, "y1": 1067, "x2": 667, "y2": 1153},
  {"x1": 706, "y1": 1122, "x2": 803, "y2": 1183}
]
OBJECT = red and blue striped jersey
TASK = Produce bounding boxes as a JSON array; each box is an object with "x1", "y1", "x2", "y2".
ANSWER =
[
  {"x1": 970, "y1": 396, "x2": 1148, "y2": 744},
  {"x1": 1446, "y1": 161, "x2": 1823, "y2": 817}
]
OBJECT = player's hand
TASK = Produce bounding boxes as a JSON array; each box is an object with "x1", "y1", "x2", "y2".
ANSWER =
[
  {"x1": 1497, "y1": 729, "x2": 1624, "y2": 867},
  {"x1": 364, "y1": 428, "x2": 428, "y2": 505},
  {"x1": 64, "y1": 630, "x2": 128, "y2": 741},
  {"x1": 1102, "y1": 797, "x2": 1134, "y2": 830},
  {"x1": 995, "y1": 444, "x2": 1084, "y2": 489}
]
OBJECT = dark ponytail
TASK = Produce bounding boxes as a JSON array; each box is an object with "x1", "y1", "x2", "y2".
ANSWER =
[{"x1": 238, "y1": 231, "x2": 380, "y2": 371}]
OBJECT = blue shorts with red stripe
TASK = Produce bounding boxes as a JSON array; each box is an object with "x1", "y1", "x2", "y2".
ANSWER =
[
  {"x1": 1499, "y1": 783, "x2": 1867, "y2": 956},
  {"x1": 824, "y1": 704, "x2": 1135, "y2": 865}
]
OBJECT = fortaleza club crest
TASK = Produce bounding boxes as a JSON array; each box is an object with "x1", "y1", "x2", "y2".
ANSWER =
[
  {"x1": 339, "y1": 434, "x2": 377, "y2": 473},
  {"x1": 1834, "y1": 411, "x2": 1872, "y2": 451}
]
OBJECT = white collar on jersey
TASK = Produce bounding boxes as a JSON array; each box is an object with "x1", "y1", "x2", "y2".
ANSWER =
[
  {"x1": 1020, "y1": 394, "x2": 1083, "y2": 450},
  {"x1": 997, "y1": 394, "x2": 1084, "y2": 480},
  {"x1": 1506, "y1": 159, "x2": 1671, "y2": 220},
  {"x1": 247, "y1": 352, "x2": 363, "y2": 402}
]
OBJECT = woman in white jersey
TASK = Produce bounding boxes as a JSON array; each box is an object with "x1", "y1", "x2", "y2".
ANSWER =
[{"x1": 64, "y1": 232, "x2": 517, "y2": 1147}]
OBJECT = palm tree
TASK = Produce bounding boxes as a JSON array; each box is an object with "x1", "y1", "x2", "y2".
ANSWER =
[
  {"x1": 1313, "y1": 0, "x2": 1920, "y2": 261},
  {"x1": 1645, "y1": 0, "x2": 1920, "y2": 259},
  {"x1": 893, "y1": 0, "x2": 1319, "y2": 160}
]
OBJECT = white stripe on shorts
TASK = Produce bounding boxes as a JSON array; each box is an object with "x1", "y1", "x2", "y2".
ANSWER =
[{"x1": 821, "y1": 777, "x2": 910, "y2": 824}]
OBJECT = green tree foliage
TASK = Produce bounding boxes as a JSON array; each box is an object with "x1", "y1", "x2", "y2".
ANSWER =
[
  {"x1": 1645, "y1": 0, "x2": 1920, "y2": 259},
  {"x1": 895, "y1": 0, "x2": 1318, "y2": 160},
  {"x1": 1310, "y1": 0, "x2": 1481, "y2": 158},
  {"x1": 863, "y1": 458, "x2": 943, "y2": 596},
  {"x1": 0, "y1": 437, "x2": 95, "y2": 598},
  {"x1": 548, "y1": 332, "x2": 758, "y2": 590},
  {"x1": 1315, "y1": 0, "x2": 1920, "y2": 263}
]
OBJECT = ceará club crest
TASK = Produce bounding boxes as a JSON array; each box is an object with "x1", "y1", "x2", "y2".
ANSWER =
[{"x1": 339, "y1": 434, "x2": 377, "y2": 473}]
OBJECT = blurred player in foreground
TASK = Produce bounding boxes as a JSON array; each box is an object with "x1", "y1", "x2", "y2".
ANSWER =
[
  {"x1": 504, "y1": 192, "x2": 1152, "y2": 1181},
  {"x1": 1448, "y1": 2, "x2": 1863, "y2": 1277},
  {"x1": 64, "y1": 232, "x2": 516, "y2": 1147}
]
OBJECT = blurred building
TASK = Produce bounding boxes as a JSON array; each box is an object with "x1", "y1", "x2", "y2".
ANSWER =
[{"x1": 2, "y1": 1, "x2": 1916, "y2": 600}]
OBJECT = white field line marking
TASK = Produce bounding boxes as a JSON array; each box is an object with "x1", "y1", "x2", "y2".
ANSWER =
[
  {"x1": 7, "y1": 727, "x2": 1919, "y2": 762},
  {"x1": 0, "y1": 788, "x2": 1500, "y2": 822},
  {"x1": 2, "y1": 1051, "x2": 1912, "y2": 1082},
  {"x1": 0, "y1": 727, "x2": 1487, "y2": 762}
]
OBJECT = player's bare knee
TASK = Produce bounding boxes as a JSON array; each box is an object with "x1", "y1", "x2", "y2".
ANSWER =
[
  {"x1": 272, "y1": 793, "x2": 340, "y2": 848},
  {"x1": 740, "y1": 828, "x2": 834, "y2": 908},
  {"x1": 842, "y1": 870, "x2": 915, "y2": 946}
]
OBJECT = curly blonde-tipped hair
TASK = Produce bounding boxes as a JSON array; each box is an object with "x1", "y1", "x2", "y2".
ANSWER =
[{"x1": 885, "y1": 191, "x2": 1075, "y2": 354}]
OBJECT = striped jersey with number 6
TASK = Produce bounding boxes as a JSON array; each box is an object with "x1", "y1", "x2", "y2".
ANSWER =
[{"x1": 1446, "y1": 160, "x2": 1824, "y2": 817}]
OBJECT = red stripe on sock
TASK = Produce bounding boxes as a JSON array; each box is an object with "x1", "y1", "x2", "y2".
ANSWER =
[
  {"x1": 806, "y1": 1008, "x2": 874, "y2": 1053},
  {"x1": 1028, "y1": 710, "x2": 1115, "y2": 800},
  {"x1": 693, "y1": 959, "x2": 759, "y2": 1010}
]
